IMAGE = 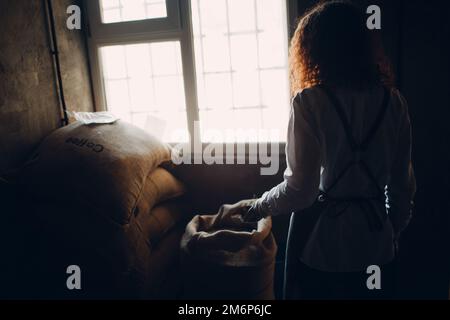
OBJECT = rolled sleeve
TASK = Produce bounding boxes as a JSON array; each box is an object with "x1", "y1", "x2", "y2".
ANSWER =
[{"x1": 257, "y1": 90, "x2": 322, "y2": 217}]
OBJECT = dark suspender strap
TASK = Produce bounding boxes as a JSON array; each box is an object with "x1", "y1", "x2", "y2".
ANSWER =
[
  {"x1": 316, "y1": 86, "x2": 391, "y2": 231},
  {"x1": 359, "y1": 161, "x2": 385, "y2": 197},
  {"x1": 359, "y1": 87, "x2": 391, "y2": 151},
  {"x1": 326, "y1": 160, "x2": 385, "y2": 197},
  {"x1": 320, "y1": 85, "x2": 358, "y2": 151},
  {"x1": 319, "y1": 86, "x2": 391, "y2": 218},
  {"x1": 325, "y1": 161, "x2": 355, "y2": 194}
]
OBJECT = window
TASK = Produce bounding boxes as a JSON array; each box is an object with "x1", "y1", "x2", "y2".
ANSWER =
[
  {"x1": 192, "y1": 0, "x2": 290, "y2": 142},
  {"x1": 100, "y1": 0, "x2": 168, "y2": 23},
  {"x1": 87, "y1": 0, "x2": 293, "y2": 143},
  {"x1": 100, "y1": 42, "x2": 188, "y2": 142}
]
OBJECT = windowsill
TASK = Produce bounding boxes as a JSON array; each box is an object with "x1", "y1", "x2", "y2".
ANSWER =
[{"x1": 168, "y1": 142, "x2": 287, "y2": 158}]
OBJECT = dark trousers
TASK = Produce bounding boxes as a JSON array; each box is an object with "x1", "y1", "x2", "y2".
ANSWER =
[{"x1": 293, "y1": 260, "x2": 395, "y2": 300}]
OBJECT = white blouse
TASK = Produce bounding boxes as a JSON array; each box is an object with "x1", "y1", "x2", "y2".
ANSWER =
[{"x1": 258, "y1": 85, "x2": 416, "y2": 272}]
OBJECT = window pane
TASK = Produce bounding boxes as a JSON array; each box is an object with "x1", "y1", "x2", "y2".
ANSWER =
[
  {"x1": 203, "y1": 74, "x2": 233, "y2": 109},
  {"x1": 192, "y1": 0, "x2": 290, "y2": 142},
  {"x1": 146, "y1": 2, "x2": 167, "y2": 19},
  {"x1": 102, "y1": 9, "x2": 122, "y2": 24},
  {"x1": 233, "y1": 71, "x2": 259, "y2": 107},
  {"x1": 228, "y1": 0, "x2": 255, "y2": 33},
  {"x1": 202, "y1": 34, "x2": 230, "y2": 72},
  {"x1": 260, "y1": 69, "x2": 290, "y2": 130},
  {"x1": 150, "y1": 42, "x2": 181, "y2": 76},
  {"x1": 100, "y1": 0, "x2": 167, "y2": 24},
  {"x1": 100, "y1": 41, "x2": 188, "y2": 142},
  {"x1": 230, "y1": 34, "x2": 258, "y2": 71},
  {"x1": 105, "y1": 79, "x2": 130, "y2": 111}
]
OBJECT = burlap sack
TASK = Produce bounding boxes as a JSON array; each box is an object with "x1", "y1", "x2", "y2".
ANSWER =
[
  {"x1": 181, "y1": 208, "x2": 277, "y2": 300},
  {"x1": 31, "y1": 189, "x2": 188, "y2": 298},
  {"x1": 136, "y1": 202, "x2": 187, "y2": 248},
  {"x1": 14, "y1": 120, "x2": 189, "y2": 298},
  {"x1": 18, "y1": 120, "x2": 172, "y2": 225},
  {"x1": 143, "y1": 225, "x2": 186, "y2": 298}
]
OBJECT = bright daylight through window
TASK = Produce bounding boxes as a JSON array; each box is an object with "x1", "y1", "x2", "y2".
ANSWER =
[
  {"x1": 100, "y1": 42, "x2": 188, "y2": 142},
  {"x1": 100, "y1": 0, "x2": 168, "y2": 23},
  {"x1": 97, "y1": 0, "x2": 290, "y2": 143}
]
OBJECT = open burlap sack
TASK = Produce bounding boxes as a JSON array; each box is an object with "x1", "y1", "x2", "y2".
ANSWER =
[
  {"x1": 18, "y1": 120, "x2": 172, "y2": 225},
  {"x1": 181, "y1": 207, "x2": 277, "y2": 300}
]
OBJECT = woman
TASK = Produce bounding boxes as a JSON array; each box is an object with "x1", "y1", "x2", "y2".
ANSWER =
[{"x1": 230, "y1": 1, "x2": 416, "y2": 299}]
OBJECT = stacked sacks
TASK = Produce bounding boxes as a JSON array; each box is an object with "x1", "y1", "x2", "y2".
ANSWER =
[{"x1": 17, "y1": 120, "x2": 190, "y2": 298}]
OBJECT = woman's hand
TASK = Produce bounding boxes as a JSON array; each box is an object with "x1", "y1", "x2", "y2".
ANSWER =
[
  {"x1": 242, "y1": 199, "x2": 268, "y2": 222},
  {"x1": 220, "y1": 198, "x2": 269, "y2": 223},
  {"x1": 219, "y1": 199, "x2": 257, "y2": 222}
]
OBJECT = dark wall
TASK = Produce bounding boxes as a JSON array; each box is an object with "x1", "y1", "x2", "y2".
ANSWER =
[
  {"x1": 0, "y1": 0, "x2": 94, "y2": 173},
  {"x1": 395, "y1": 0, "x2": 450, "y2": 299},
  {"x1": 294, "y1": 0, "x2": 450, "y2": 299}
]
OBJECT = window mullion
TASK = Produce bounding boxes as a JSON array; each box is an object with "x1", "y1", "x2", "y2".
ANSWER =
[{"x1": 179, "y1": 0, "x2": 201, "y2": 147}]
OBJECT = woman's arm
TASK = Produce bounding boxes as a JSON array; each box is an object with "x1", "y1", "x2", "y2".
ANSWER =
[
  {"x1": 386, "y1": 92, "x2": 416, "y2": 238},
  {"x1": 246, "y1": 90, "x2": 322, "y2": 220}
]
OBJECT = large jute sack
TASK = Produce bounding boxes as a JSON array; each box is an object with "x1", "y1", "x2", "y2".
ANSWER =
[
  {"x1": 18, "y1": 120, "x2": 172, "y2": 225},
  {"x1": 134, "y1": 168, "x2": 186, "y2": 226},
  {"x1": 136, "y1": 202, "x2": 188, "y2": 248},
  {"x1": 30, "y1": 200, "x2": 187, "y2": 299},
  {"x1": 30, "y1": 182, "x2": 188, "y2": 298},
  {"x1": 143, "y1": 224, "x2": 186, "y2": 298},
  {"x1": 180, "y1": 208, "x2": 277, "y2": 300}
]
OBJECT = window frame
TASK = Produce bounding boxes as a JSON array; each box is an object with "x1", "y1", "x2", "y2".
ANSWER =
[
  {"x1": 86, "y1": 0, "x2": 182, "y2": 39},
  {"x1": 85, "y1": 0, "x2": 298, "y2": 150}
]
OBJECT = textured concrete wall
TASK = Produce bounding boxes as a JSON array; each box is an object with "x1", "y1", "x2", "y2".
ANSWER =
[
  {"x1": 53, "y1": 0, "x2": 94, "y2": 114},
  {"x1": 0, "y1": 0, "x2": 94, "y2": 173}
]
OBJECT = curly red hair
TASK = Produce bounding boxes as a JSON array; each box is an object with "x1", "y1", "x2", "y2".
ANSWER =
[{"x1": 289, "y1": 1, "x2": 394, "y2": 96}]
